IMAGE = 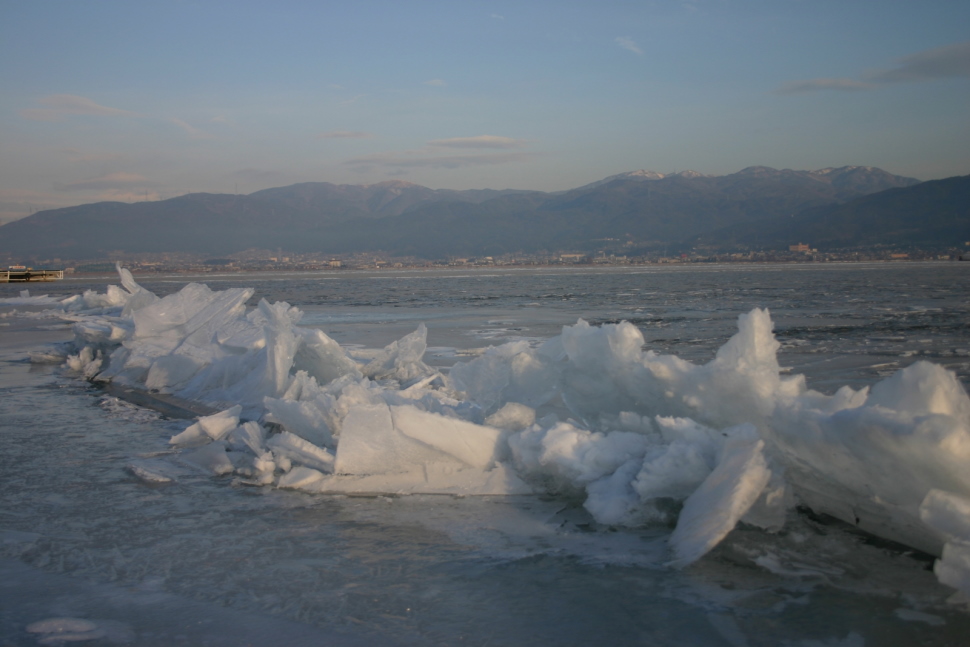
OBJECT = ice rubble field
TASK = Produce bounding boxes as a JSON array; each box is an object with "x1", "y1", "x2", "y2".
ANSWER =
[{"x1": 14, "y1": 267, "x2": 970, "y2": 599}]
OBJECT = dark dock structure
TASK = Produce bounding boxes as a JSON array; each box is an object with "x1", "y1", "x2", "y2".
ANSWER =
[{"x1": 1, "y1": 267, "x2": 64, "y2": 282}]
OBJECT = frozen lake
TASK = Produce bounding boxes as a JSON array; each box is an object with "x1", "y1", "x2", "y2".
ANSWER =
[{"x1": 2, "y1": 262, "x2": 970, "y2": 645}]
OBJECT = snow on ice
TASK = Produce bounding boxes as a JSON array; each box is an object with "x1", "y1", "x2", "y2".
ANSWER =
[{"x1": 31, "y1": 265, "x2": 970, "y2": 597}]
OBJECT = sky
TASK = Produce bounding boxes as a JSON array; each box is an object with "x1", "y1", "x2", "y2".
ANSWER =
[{"x1": 1, "y1": 0, "x2": 968, "y2": 224}]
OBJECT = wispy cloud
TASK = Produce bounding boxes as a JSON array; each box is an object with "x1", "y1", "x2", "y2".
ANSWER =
[
  {"x1": 424, "y1": 79, "x2": 448, "y2": 87},
  {"x1": 866, "y1": 40, "x2": 970, "y2": 83},
  {"x1": 775, "y1": 78, "x2": 874, "y2": 95},
  {"x1": 54, "y1": 172, "x2": 160, "y2": 192},
  {"x1": 616, "y1": 36, "x2": 643, "y2": 56},
  {"x1": 428, "y1": 135, "x2": 525, "y2": 149},
  {"x1": 20, "y1": 94, "x2": 140, "y2": 121},
  {"x1": 317, "y1": 130, "x2": 374, "y2": 139},
  {"x1": 171, "y1": 118, "x2": 215, "y2": 140},
  {"x1": 346, "y1": 151, "x2": 535, "y2": 171},
  {"x1": 777, "y1": 41, "x2": 970, "y2": 94},
  {"x1": 490, "y1": 13, "x2": 504, "y2": 20}
]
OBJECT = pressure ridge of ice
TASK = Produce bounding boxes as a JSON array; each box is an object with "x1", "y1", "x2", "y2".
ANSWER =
[{"x1": 36, "y1": 266, "x2": 970, "y2": 594}]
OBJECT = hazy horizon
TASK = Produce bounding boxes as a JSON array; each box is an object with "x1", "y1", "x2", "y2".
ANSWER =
[{"x1": 1, "y1": 1, "x2": 968, "y2": 225}]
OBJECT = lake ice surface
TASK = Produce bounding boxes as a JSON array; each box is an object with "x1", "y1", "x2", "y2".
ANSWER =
[{"x1": 2, "y1": 263, "x2": 970, "y2": 646}]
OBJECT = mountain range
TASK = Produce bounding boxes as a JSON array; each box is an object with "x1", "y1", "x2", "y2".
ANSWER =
[{"x1": 1, "y1": 166, "x2": 966, "y2": 262}]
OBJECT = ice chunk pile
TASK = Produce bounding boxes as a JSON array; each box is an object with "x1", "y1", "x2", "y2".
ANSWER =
[{"x1": 57, "y1": 267, "x2": 970, "y2": 596}]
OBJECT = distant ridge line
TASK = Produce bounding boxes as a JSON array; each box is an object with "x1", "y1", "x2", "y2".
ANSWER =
[{"x1": 3, "y1": 165, "x2": 958, "y2": 263}]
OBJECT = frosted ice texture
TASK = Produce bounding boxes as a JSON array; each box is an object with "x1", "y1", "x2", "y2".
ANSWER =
[{"x1": 54, "y1": 266, "x2": 970, "y2": 595}]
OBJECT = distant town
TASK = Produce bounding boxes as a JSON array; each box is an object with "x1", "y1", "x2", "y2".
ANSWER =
[{"x1": 16, "y1": 242, "x2": 965, "y2": 276}]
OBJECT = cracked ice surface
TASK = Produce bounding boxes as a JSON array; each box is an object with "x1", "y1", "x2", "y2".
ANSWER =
[{"x1": 14, "y1": 264, "x2": 970, "y2": 605}]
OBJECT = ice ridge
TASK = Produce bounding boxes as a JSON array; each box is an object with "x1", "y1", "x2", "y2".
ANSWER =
[{"x1": 41, "y1": 264, "x2": 970, "y2": 597}]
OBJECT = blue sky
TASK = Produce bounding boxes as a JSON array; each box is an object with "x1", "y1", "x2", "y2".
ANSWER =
[{"x1": 1, "y1": 0, "x2": 968, "y2": 223}]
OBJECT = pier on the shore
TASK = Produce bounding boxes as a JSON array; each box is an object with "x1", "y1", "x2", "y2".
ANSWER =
[{"x1": 1, "y1": 267, "x2": 64, "y2": 282}]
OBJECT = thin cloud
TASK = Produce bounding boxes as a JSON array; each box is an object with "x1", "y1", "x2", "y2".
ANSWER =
[
  {"x1": 171, "y1": 118, "x2": 215, "y2": 140},
  {"x1": 616, "y1": 36, "x2": 643, "y2": 56},
  {"x1": 54, "y1": 172, "x2": 160, "y2": 192},
  {"x1": 345, "y1": 151, "x2": 535, "y2": 171},
  {"x1": 866, "y1": 41, "x2": 970, "y2": 83},
  {"x1": 317, "y1": 130, "x2": 374, "y2": 139},
  {"x1": 775, "y1": 78, "x2": 874, "y2": 95},
  {"x1": 428, "y1": 135, "x2": 524, "y2": 149},
  {"x1": 424, "y1": 79, "x2": 448, "y2": 87},
  {"x1": 20, "y1": 94, "x2": 139, "y2": 121},
  {"x1": 777, "y1": 41, "x2": 970, "y2": 94},
  {"x1": 491, "y1": 13, "x2": 504, "y2": 20}
]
